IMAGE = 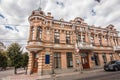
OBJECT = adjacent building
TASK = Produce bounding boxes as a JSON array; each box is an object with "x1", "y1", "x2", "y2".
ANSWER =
[{"x1": 26, "y1": 8, "x2": 120, "y2": 75}]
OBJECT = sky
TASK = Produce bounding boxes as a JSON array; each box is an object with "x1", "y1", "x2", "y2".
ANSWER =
[{"x1": 0, "y1": 0, "x2": 120, "y2": 49}]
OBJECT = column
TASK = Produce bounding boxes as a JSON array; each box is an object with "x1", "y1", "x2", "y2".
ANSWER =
[
  {"x1": 88, "y1": 52, "x2": 94, "y2": 69},
  {"x1": 38, "y1": 52, "x2": 43, "y2": 75},
  {"x1": 81, "y1": 32, "x2": 83, "y2": 43},
  {"x1": 99, "y1": 53, "x2": 104, "y2": 66},
  {"x1": 61, "y1": 52, "x2": 67, "y2": 69},
  {"x1": 94, "y1": 34, "x2": 99, "y2": 46},
  {"x1": 85, "y1": 32, "x2": 89, "y2": 43},
  {"x1": 27, "y1": 52, "x2": 33, "y2": 75}
]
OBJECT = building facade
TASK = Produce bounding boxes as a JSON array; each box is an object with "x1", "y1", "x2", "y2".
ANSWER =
[{"x1": 26, "y1": 8, "x2": 120, "y2": 75}]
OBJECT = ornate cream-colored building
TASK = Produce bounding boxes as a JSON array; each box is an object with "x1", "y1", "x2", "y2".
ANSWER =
[{"x1": 26, "y1": 8, "x2": 120, "y2": 75}]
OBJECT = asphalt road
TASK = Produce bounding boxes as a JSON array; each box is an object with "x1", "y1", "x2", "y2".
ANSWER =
[
  {"x1": 0, "y1": 69, "x2": 120, "y2": 80},
  {"x1": 47, "y1": 71, "x2": 120, "y2": 80},
  {"x1": 77, "y1": 71, "x2": 120, "y2": 80}
]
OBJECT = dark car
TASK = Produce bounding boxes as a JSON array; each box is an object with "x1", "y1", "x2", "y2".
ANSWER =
[{"x1": 104, "y1": 60, "x2": 120, "y2": 71}]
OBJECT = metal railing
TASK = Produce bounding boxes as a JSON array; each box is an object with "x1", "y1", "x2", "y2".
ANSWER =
[{"x1": 77, "y1": 42, "x2": 93, "y2": 50}]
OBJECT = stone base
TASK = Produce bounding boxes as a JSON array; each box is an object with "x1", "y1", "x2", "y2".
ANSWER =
[
  {"x1": 54, "y1": 68, "x2": 75, "y2": 74},
  {"x1": 27, "y1": 70, "x2": 32, "y2": 75},
  {"x1": 42, "y1": 69, "x2": 54, "y2": 75}
]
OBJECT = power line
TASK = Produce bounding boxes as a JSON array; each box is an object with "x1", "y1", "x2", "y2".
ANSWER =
[{"x1": 0, "y1": 23, "x2": 29, "y2": 27}]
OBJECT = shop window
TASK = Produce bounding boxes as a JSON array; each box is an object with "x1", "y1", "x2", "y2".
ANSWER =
[
  {"x1": 93, "y1": 53, "x2": 100, "y2": 66},
  {"x1": 102, "y1": 53, "x2": 107, "y2": 64},
  {"x1": 66, "y1": 52, "x2": 73, "y2": 67},
  {"x1": 54, "y1": 52, "x2": 61, "y2": 68},
  {"x1": 110, "y1": 53, "x2": 113, "y2": 61}
]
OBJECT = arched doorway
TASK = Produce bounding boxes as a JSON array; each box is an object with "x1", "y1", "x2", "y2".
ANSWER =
[{"x1": 81, "y1": 52, "x2": 90, "y2": 69}]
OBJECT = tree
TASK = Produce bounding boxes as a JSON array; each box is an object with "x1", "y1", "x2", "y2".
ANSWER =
[
  {"x1": 22, "y1": 52, "x2": 29, "y2": 69},
  {"x1": 7, "y1": 43, "x2": 22, "y2": 74},
  {"x1": 0, "y1": 51, "x2": 8, "y2": 70}
]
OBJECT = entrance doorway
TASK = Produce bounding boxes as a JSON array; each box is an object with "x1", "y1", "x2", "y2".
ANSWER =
[
  {"x1": 33, "y1": 53, "x2": 38, "y2": 73},
  {"x1": 81, "y1": 53, "x2": 90, "y2": 69}
]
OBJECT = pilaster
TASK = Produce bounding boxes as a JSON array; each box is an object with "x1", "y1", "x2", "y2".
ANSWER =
[{"x1": 27, "y1": 52, "x2": 33, "y2": 75}]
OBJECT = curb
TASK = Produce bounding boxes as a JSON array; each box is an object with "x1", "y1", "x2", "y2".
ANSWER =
[{"x1": 2, "y1": 69, "x2": 103, "y2": 80}]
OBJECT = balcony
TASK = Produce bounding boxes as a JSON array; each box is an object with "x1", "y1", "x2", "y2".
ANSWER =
[
  {"x1": 77, "y1": 42, "x2": 93, "y2": 50},
  {"x1": 114, "y1": 46, "x2": 120, "y2": 51},
  {"x1": 26, "y1": 40, "x2": 43, "y2": 52}
]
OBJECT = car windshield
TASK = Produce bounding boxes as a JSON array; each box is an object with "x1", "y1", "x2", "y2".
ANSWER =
[{"x1": 108, "y1": 61, "x2": 116, "y2": 64}]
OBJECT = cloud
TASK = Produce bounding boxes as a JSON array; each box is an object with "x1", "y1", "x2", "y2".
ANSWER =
[{"x1": 0, "y1": 0, "x2": 120, "y2": 48}]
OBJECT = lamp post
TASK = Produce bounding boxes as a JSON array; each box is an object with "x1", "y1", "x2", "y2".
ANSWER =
[{"x1": 75, "y1": 24, "x2": 82, "y2": 73}]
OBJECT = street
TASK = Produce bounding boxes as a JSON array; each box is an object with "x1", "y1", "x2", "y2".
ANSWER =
[
  {"x1": 0, "y1": 69, "x2": 120, "y2": 80},
  {"x1": 77, "y1": 71, "x2": 120, "y2": 80},
  {"x1": 0, "y1": 68, "x2": 26, "y2": 80},
  {"x1": 44, "y1": 70, "x2": 120, "y2": 80}
]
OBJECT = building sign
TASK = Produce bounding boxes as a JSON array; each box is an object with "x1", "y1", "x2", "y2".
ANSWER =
[{"x1": 45, "y1": 54, "x2": 50, "y2": 64}]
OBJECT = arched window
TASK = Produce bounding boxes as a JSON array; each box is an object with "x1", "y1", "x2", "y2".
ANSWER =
[{"x1": 37, "y1": 27, "x2": 42, "y2": 41}]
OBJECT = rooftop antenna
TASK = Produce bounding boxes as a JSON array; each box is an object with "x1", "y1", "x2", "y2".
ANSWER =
[{"x1": 38, "y1": 0, "x2": 42, "y2": 11}]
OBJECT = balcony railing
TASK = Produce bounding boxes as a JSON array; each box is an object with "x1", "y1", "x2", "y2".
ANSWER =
[
  {"x1": 114, "y1": 46, "x2": 120, "y2": 51},
  {"x1": 77, "y1": 42, "x2": 93, "y2": 50}
]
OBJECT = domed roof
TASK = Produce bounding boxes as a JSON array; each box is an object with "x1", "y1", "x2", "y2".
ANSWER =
[{"x1": 31, "y1": 7, "x2": 45, "y2": 16}]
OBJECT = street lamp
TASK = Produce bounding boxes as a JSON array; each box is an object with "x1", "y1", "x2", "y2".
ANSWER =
[{"x1": 75, "y1": 24, "x2": 82, "y2": 73}]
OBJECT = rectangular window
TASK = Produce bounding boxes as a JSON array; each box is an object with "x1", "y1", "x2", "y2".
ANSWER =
[
  {"x1": 90, "y1": 34, "x2": 94, "y2": 45},
  {"x1": 102, "y1": 53, "x2": 107, "y2": 64},
  {"x1": 105, "y1": 36, "x2": 108, "y2": 46},
  {"x1": 113, "y1": 38, "x2": 116, "y2": 46},
  {"x1": 78, "y1": 34, "x2": 81, "y2": 42},
  {"x1": 110, "y1": 53, "x2": 113, "y2": 61},
  {"x1": 54, "y1": 30, "x2": 60, "y2": 44},
  {"x1": 54, "y1": 52, "x2": 61, "y2": 69},
  {"x1": 66, "y1": 32, "x2": 70, "y2": 44},
  {"x1": 66, "y1": 52, "x2": 73, "y2": 67},
  {"x1": 82, "y1": 35, "x2": 85, "y2": 42},
  {"x1": 98, "y1": 35, "x2": 102, "y2": 46}
]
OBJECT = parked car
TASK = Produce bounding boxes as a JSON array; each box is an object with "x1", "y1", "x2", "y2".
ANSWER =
[{"x1": 104, "y1": 60, "x2": 120, "y2": 71}]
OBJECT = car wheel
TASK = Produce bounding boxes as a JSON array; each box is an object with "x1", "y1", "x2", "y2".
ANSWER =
[
  {"x1": 104, "y1": 68, "x2": 108, "y2": 71},
  {"x1": 114, "y1": 67, "x2": 118, "y2": 71}
]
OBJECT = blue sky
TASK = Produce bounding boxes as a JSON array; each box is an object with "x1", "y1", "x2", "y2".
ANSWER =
[{"x1": 0, "y1": 0, "x2": 120, "y2": 48}]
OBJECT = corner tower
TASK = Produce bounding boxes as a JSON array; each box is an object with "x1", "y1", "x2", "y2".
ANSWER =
[{"x1": 26, "y1": 7, "x2": 54, "y2": 75}]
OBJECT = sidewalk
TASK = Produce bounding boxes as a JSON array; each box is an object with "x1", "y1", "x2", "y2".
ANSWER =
[{"x1": 1, "y1": 69, "x2": 103, "y2": 80}]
